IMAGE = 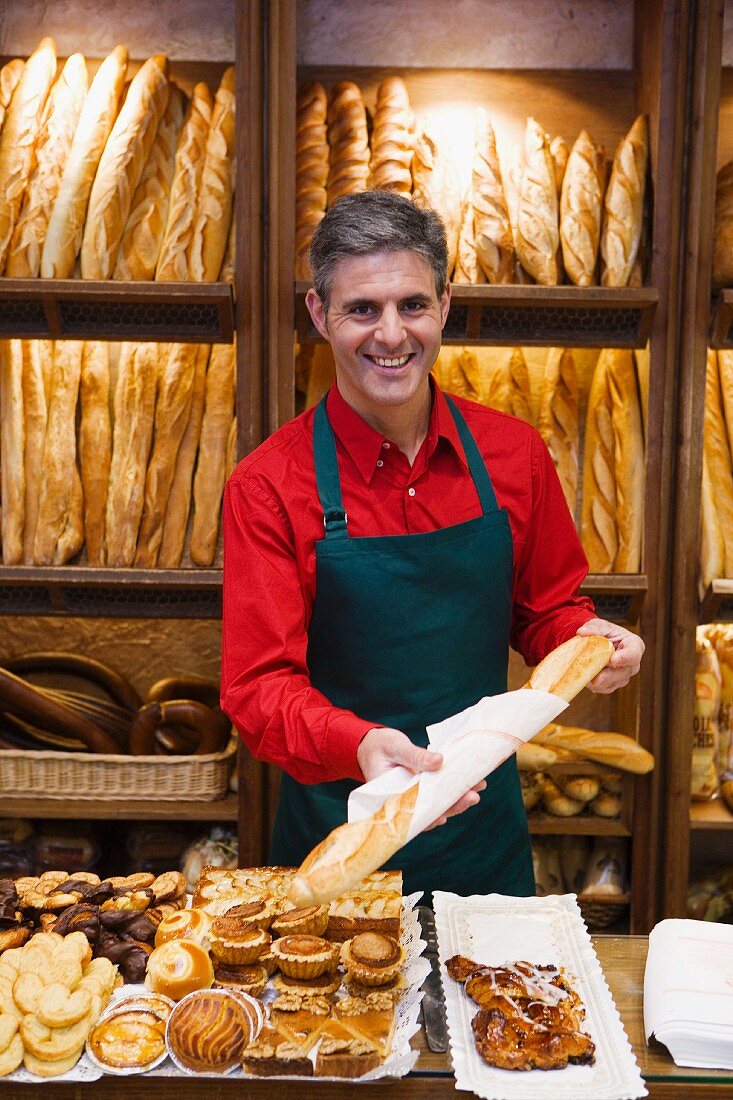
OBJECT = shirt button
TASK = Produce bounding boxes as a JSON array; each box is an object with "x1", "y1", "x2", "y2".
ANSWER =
[
  {"x1": 408, "y1": 487, "x2": 416, "y2": 497},
  {"x1": 376, "y1": 459, "x2": 384, "y2": 468},
  {"x1": 382, "y1": 442, "x2": 390, "y2": 449}
]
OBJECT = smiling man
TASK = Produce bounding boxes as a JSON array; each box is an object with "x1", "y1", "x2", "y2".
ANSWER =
[{"x1": 221, "y1": 190, "x2": 644, "y2": 898}]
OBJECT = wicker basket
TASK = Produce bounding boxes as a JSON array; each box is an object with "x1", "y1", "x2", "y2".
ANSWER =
[
  {"x1": 577, "y1": 892, "x2": 630, "y2": 931},
  {"x1": 0, "y1": 737, "x2": 237, "y2": 801}
]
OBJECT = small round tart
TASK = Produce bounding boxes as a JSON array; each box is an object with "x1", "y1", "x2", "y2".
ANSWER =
[
  {"x1": 154, "y1": 908, "x2": 212, "y2": 947},
  {"x1": 272, "y1": 969, "x2": 341, "y2": 996},
  {"x1": 100, "y1": 992, "x2": 175, "y2": 1024},
  {"x1": 209, "y1": 918, "x2": 271, "y2": 965},
  {"x1": 223, "y1": 897, "x2": 277, "y2": 930},
  {"x1": 259, "y1": 949, "x2": 278, "y2": 976},
  {"x1": 341, "y1": 933, "x2": 405, "y2": 987},
  {"x1": 166, "y1": 988, "x2": 260, "y2": 1074},
  {"x1": 213, "y1": 961, "x2": 268, "y2": 997},
  {"x1": 271, "y1": 904, "x2": 328, "y2": 938},
  {"x1": 87, "y1": 1009, "x2": 167, "y2": 1074},
  {"x1": 270, "y1": 935, "x2": 339, "y2": 979}
]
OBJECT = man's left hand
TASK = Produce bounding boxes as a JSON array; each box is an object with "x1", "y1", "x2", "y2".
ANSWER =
[{"x1": 576, "y1": 618, "x2": 644, "y2": 694}]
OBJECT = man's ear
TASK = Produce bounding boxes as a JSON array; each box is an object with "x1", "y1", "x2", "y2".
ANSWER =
[
  {"x1": 439, "y1": 282, "x2": 451, "y2": 329},
  {"x1": 305, "y1": 287, "x2": 330, "y2": 341}
]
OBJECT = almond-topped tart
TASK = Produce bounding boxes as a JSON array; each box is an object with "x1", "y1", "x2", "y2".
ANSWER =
[
  {"x1": 213, "y1": 961, "x2": 269, "y2": 997},
  {"x1": 224, "y1": 897, "x2": 278, "y2": 930},
  {"x1": 272, "y1": 970, "x2": 341, "y2": 996},
  {"x1": 270, "y1": 934, "x2": 339, "y2": 979},
  {"x1": 208, "y1": 915, "x2": 271, "y2": 965},
  {"x1": 154, "y1": 908, "x2": 212, "y2": 947},
  {"x1": 341, "y1": 932, "x2": 405, "y2": 987},
  {"x1": 271, "y1": 904, "x2": 328, "y2": 938},
  {"x1": 86, "y1": 1009, "x2": 167, "y2": 1074}
]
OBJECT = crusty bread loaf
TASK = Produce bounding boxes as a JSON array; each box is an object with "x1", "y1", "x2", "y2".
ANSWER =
[
  {"x1": 54, "y1": 462, "x2": 84, "y2": 565},
  {"x1": 189, "y1": 342, "x2": 236, "y2": 565},
  {"x1": 33, "y1": 341, "x2": 84, "y2": 566},
  {"x1": 472, "y1": 109, "x2": 514, "y2": 284},
  {"x1": 704, "y1": 348, "x2": 733, "y2": 578},
  {"x1": 536, "y1": 347, "x2": 580, "y2": 516},
  {"x1": 0, "y1": 37, "x2": 57, "y2": 273},
  {"x1": 516, "y1": 741, "x2": 565, "y2": 771},
  {"x1": 0, "y1": 59, "x2": 24, "y2": 137},
  {"x1": 326, "y1": 81, "x2": 369, "y2": 207},
  {"x1": 453, "y1": 192, "x2": 484, "y2": 284},
  {"x1": 411, "y1": 125, "x2": 461, "y2": 275},
  {"x1": 81, "y1": 54, "x2": 169, "y2": 279},
  {"x1": 515, "y1": 117, "x2": 560, "y2": 285},
  {"x1": 135, "y1": 342, "x2": 198, "y2": 567},
  {"x1": 699, "y1": 451, "x2": 724, "y2": 599},
  {"x1": 581, "y1": 350, "x2": 618, "y2": 572},
  {"x1": 79, "y1": 341, "x2": 111, "y2": 565},
  {"x1": 219, "y1": 214, "x2": 235, "y2": 281},
  {"x1": 713, "y1": 161, "x2": 733, "y2": 289},
  {"x1": 441, "y1": 347, "x2": 482, "y2": 401},
  {"x1": 0, "y1": 340, "x2": 25, "y2": 564},
  {"x1": 6, "y1": 54, "x2": 88, "y2": 278},
  {"x1": 21, "y1": 341, "x2": 48, "y2": 564},
  {"x1": 41, "y1": 45, "x2": 128, "y2": 278},
  {"x1": 295, "y1": 81, "x2": 328, "y2": 281},
  {"x1": 526, "y1": 635, "x2": 614, "y2": 700},
  {"x1": 156, "y1": 81, "x2": 213, "y2": 281},
  {"x1": 369, "y1": 76, "x2": 413, "y2": 194},
  {"x1": 634, "y1": 344, "x2": 649, "y2": 437},
  {"x1": 187, "y1": 66, "x2": 235, "y2": 282},
  {"x1": 607, "y1": 348, "x2": 644, "y2": 572},
  {"x1": 114, "y1": 83, "x2": 186, "y2": 280},
  {"x1": 538, "y1": 720, "x2": 653, "y2": 773},
  {"x1": 105, "y1": 342, "x2": 158, "y2": 566},
  {"x1": 226, "y1": 414, "x2": 238, "y2": 476},
  {"x1": 550, "y1": 135, "x2": 569, "y2": 196},
  {"x1": 600, "y1": 114, "x2": 648, "y2": 287},
  {"x1": 717, "y1": 349, "x2": 733, "y2": 463},
  {"x1": 540, "y1": 774, "x2": 584, "y2": 817},
  {"x1": 560, "y1": 129, "x2": 604, "y2": 287},
  {"x1": 478, "y1": 346, "x2": 533, "y2": 424}
]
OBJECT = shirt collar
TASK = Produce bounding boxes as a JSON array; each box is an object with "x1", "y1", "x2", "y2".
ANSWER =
[{"x1": 325, "y1": 378, "x2": 469, "y2": 484}]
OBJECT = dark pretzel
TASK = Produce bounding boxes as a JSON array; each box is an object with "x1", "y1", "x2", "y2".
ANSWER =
[
  {"x1": 146, "y1": 676, "x2": 220, "y2": 709},
  {"x1": 5, "y1": 652, "x2": 142, "y2": 710},
  {"x1": 129, "y1": 699, "x2": 230, "y2": 756},
  {"x1": 0, "y1": 668, "x2": 119, "y2": 753}
]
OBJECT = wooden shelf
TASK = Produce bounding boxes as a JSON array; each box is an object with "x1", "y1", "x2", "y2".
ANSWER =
[
  {"x1": 0, "y1": 567, "x2": 221, "y2": 618},
  {"x1": 699, "y1": 579, "x2": 733, "y2": 623},
  {"x1": 709, "y1": 289, "x2": 733, "y2": 347},
  {"x1": 690, "y1": 800, "x2": 733, "y2": 830},
  {"x1": 581, "y1": 574, "x2": 647, "y2": 624},
  {"x1": 0, "y1": 279, "x2": 235, "y2": 344},
  {"x1": 528, "y1": 813, "x2": 631, "y2": 836},
  {"x1": 0, "y1": 793, "x2": 238, "y2": 821},
  {"x1": 295, "y1": 283, "x2": 658, "y2": 349}
]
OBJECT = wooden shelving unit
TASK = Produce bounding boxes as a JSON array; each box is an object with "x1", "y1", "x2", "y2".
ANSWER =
[
  {"x1": 528, "y1": 814, "x2": 632, "y2": 837},
  {"x1": 0, "y1": 794, "x2": 238, "y2": 822},
  {"x1": 699, "y1": 579, "x2": 733, "y2": 623},
  {"x1": 690, "y1": 800, "x2": 733, "y2": 829}
]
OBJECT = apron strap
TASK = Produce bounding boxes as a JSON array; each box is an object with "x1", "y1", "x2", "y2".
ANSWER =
[
  {"x1": 444, "y1": 394, "x2": 500, "y2": 514},
  {"x1": 313, "y1": 396, "x2": 348, "y2": 539}
]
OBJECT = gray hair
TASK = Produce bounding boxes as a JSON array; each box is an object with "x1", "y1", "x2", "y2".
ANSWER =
[{"x1": 308, "y1": 190, "x2": 448, "y2": 310}]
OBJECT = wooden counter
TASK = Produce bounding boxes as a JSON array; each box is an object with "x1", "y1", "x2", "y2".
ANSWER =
[{"x1": 2, "y1": 937, "x2": 731, "y2": 1098}]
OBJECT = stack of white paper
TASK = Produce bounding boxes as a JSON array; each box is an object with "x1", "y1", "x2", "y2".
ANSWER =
[{"x1": 644, "y1": 918, "x2": 733, "y2": 1070}]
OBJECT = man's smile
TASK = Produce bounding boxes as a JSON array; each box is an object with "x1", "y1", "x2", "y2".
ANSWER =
[{"x1": 364, "y1": 353, "x2": 415, "y2": 368}]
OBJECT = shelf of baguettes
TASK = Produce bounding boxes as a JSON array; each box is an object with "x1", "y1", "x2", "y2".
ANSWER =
[
  {"x1": 0, "y1": 279, "x2": 235, "y2": 344},
  {"x1": 690, "y1": 800, "x2": 733, "y2": 829},
  {"x1": 295, "y1": 283, "x2": 658, "y2": 350},
  {"x1": 0, "y1": 792, "x2": 238, "y2": 821},
  {"x1": 0, "y1": 566, "x2": 222, "y2": 618},
  {"x1": 698, "y1": 579, "x2": 733, "y2": 623}
]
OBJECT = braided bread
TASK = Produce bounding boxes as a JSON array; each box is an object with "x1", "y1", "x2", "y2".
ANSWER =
[
  {"x1": 295, "y1": 82, "x2": 328, "y2": 280},
  {"x1": 515, "y1": 117, "x2": 560, "y2": 285},
  {"x1": 472, "y1": 109, "x2": 514, "y2": 284},
  {"x1": 369, "y1": 76, "x2": 413, "y2": 194},
  {"x1": 326, "y1": 82, "x2": 369, "y2": 207},
  {"x1": 537, "y1": 348, "x2": 580, "y2": 516},
  {"x1": 560, "y1": 129, "x2": 604, "y2": 287}
]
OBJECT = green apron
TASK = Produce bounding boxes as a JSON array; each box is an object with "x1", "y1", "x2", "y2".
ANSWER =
[{"x1": 270, "y1": 393, "x2": 534, "y2": 898}]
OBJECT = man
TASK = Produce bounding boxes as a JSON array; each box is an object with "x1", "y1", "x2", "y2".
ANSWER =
[{"x1": 221, "y1": 190, "x2": 643, "y2": 897}]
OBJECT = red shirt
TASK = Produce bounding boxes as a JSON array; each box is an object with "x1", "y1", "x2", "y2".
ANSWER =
[{"x1": 221, "y1": 382, "x2": 595, "y2": 785}]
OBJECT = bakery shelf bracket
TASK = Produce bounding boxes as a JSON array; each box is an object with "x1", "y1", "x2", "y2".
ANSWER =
[
  {"x1": 296, "y1": 283, "x2": 658, "y2": 349},
  {"x1": 0, "y1": 280, "x2": 235, "y2": 344}
]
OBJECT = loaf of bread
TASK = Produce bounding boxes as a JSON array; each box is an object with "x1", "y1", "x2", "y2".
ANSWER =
[
  {"x1": 717, "y1": 349, "x2": 733, "y2": 463},
  {"x1": 114, "y1": 83, "x2": 186, "y2": 280},
  {"x1": 0, "y1": 340, "x2": 25, "y2": 564},
  {"x1": 607, "y1": 348, "x2": 644, "y2": 572},
  {"x1": 560, "y1": 129, "x2": 604, "y2": 287},
  {"x1": 0, "y1": 59, "x2": 24, "y2": 137},
  {"x1": 326, "y1": 81, "x2": 369, "y2": 207},
  {"x1": 581, "y1": 350, "x2": 618, "y2": 572},
  {"x1": 81, "y1": 54, "x2": 170, "y2": 279},
  {"x1": 534, "y1": 721, "x2": 654, "y2": 774},
  {"x1": 369, "y1": 76, "x2": 413, "y2": 194},
  {"x1": 219, "y1": 214, "x2": 235, "y2": 281},
  {"x1": 289, "y1": 634, "x2": 614, "y2": 906},
  {"x1": 703, "y1": 348, "x2": 733, "y2": 577},
  {"x1": 41, "y1": 45, "x2": 128, "y2": 278},
  {"x1": 472, "y1": 109, "x2": 514, "y2": 284},
  {"x1": 105, "y1": 342, "x2": 158, "y2": 566},
  {"x1": 135, "y1": 342, "x2": 199, "y2": 567},
  {"x1": 156, "y1": 81, "x2": 213, "y2": 281},
  {"x1": 188, "y1": 67, "x2": 235, "y2": 282},
  {"x1": 713, "y1": 161, "x2": 733, "y2": 289},
  {"x1": 295, "y1": 82, "x2": 328, "y2": 280},
  {"x1": 550, "y1": 135, "x2": 569, "y2": 196},
  {"x1": 600, "y1": 114, "x2": 648, "y2": 287},
  {"x1": 0, "y1": 37, "x2": 57, "y2": 273},
  {"x1": 157, "y1": 345, "x2": 211, "y2": 567},
  {"x1": 190, "y1": 342, "x2": 236, "y2": 565},
  {"x1": 540, "y1": 774, "x2": 584, "y2": 816},
  {"x1": 21, "y1": 341, "x2": 48, "y2": 563},
  {"x1": 589, "y1": 790, "x2": 621, "y2": 818},
  {"x1": 536, "y1": 347, "x2": 580, "y2": 516},
  {"x1": 515, "y1": 117, "x2": 560, "y2": 285},
  {"x1": 440, "y1": 347, "x2": 481, "y2": 401},
  {"x1": 478, "y1": 346, "x2": 533, "y2": 424},
  {"x1": 79, "y1": 341, "x2": 111, "y2": 565},
  {"x1": 634, "y1": 344, "x2": 650, "y2": 435},
  {"x1": 33, "y1": 341, "x2": 84, "y2": 565},
  {"x1": 516, "y1": 742, "x2": 564, "y2": 771},
  {"x1": 411, "y1": 125, "x2": 461, "y2": 275},
  {"x1": 699, "y1": 451, "x2": 724, "y2": 599},
  {"x1": 556, "y1": 773, "x2": 600, "y2": 804},
  {"x1": 227, "y1": 414, "x2": 238, "y2": 476},
  {"x1": 453, "y1": 192, "x2": 484, "y2": 284},
  {"x1": 54, "y1": 462, "x2": 84, "y2": 564}
]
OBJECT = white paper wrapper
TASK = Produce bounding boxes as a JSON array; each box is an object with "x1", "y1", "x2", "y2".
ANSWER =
[
  {"x1": 349, "y1": 688, "x2": 568, "y2": 839},
  {"x1": 433, "y1": 892, "x2": 647, "y2": 1100}
]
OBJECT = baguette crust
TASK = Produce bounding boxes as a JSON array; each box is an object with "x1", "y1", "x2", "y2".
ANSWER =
[
  {"x1": 600, "y1": 114, "x2": 648, "y2": 287},
  {"x1": 550, "y1": 136, "x2": 569, "y2": 196},
  {"x1": 536, "y1": 348, "x2": 580, "y2": 516},
  {"x1": 411, "y1": 127, "x2": 461, "y2": 275},
  {"x1": 0, "y1": 59, "x2": 24, "y2": 136},
  {"x1": 0, "y1": 340, "x2": 25, "y2": 564},
  {"x1": 41, "y1": 45, "x2": 128, "y2": 278},
  {"x1": 560, "y1": 129, "x2": 604, "y2": 287},
  {"x1": 295, "y1": 82, "x2": 328, "y2": 281},
  {"x1": 190, "y1": 342, "x2": 236, "y2": 565},
  {"x1": 472, "y1": 110, "x2": 514, "y2": 284},
  {"x1": 516, "y1": 118, "x2": 560, "y2": 285},
  {"x1": 525, "y1": 635, "x2": 614, "y2": 701},
  {"x1": 219, "y1": 214, "x2": 235, "y2": 281},
  {"x1": 369, "y1": 76, "x2": 413, "y2": 195},
  {"x1": 704, "y1": 348, "x2": 733, "y2": 577},
  {"x1": 478, "y1": 346, "x2": 532, "y2": 424},
  {"x1": 188, "y1": 66, "x2": 235, "y2": 282},
  {"x1": 713, "y1": 161, "x2": 733, "y2": 289},
  {"x1": 6, "y1": 53, "x2": 88, "y2": 278},
  {"x1": 453, "y1": 193, "x2": 485, "y2": 284},
  {"x1": 607, "y1": 348, "x2": 644, "y2": 572},
  {"x1": 0, "y1": 37, "x2": 57, "y2": 272},
  {"x1": 21, "y1": 341, "x2": 48, "y2": 563},
  {"x1": 535, "y1": 721, "x2": 653, "y2": 774},
  {"x1": 581, "y1": 350, "x2": 618, "y2": 572},
  {"x1": 81, "y1": 54, "x2": 169, "y2": 279},
  {"x1": 79, "y1": 341, "x2": 111, "y2": 565},
  {"x1": 327, "y1": 82, "x2": 369, "y2": 208},
  {"x1": 699, "y1": 450, "x2": 724, "y2": 599}
]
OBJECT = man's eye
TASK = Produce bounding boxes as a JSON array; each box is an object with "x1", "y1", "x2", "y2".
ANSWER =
[
  {"x1": 403, "y1": 301, "x2": 425, "y2": 312},
  {"x1": 351, "y1": 304, "x2": 371, "y2": 315}
]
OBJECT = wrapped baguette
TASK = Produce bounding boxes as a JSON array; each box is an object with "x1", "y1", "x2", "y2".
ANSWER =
[
  {"x1": 21, "y1": 341, "x2": 48, "y2": 563},
  {"x1": 560, "y1": 129, "x2": 604, "y2": 287},
  {"x1": 534, "y1": 722, "x2": 654, "y2": 774},
  {"x1": 0, "y1": 340, "x2": 25, "y2": 564},
  {"x1": 703, "y1": 349, "x2": 733, "y2": 577},
  {"x1": 581, "y1": 837, "x2": 627, "y2": 896},
  {"x1": 472, "y1": 109, "x2": 514, "y2": 284},
  {"x1": 600, "y1": 114, "x2": 648, "y2": 287},
  {"x1": 81, "y1": 54, "x2": 170, "y2": 279},
  {"x1": 515, "y1": 118, "x2": 560, "y2": 285},
  {"x1": 188, "y1": 66, "x2": 236, "y2": 282},
  {"x1": 41, "y1": 45, "x2": 128, "y2": 279},
  {"x1": 713, "y1": 161, "x2": 733, "y2": 289},
  {"x1": 536, "y1": 347, "x2": 580, "y2": 516},
  {"x1": 0, "y1": 59, "x2": 24, "y2": 137},
  {"x1": 156, "y1": 81, "x2": 213, "y2": 281},
  {"x1": 369, "y1": 76, "x2": 413, "y2": 194},
  {"x1": 289, "y1": 634, "x2": 614, "y2": 906},
  {"x1": 411, "y1": 125, "x2": 461, "y2": 275},
  {"x1": 190, "y1": 342, "x2": 236, "y2": 565},
  {"x1": 0, "y1": 37, "x2": 57, "y2": 273},
  {"x1": 6, "y1": 54, "x2": 88, "y2": 277},
  {"x1": 326, "y1": 81, "x2": 369, "y2": 207},
  {"x1": 294, "y1": 82, "x2": 328, "y2": 281},
  {"x1": 78, "y1": 341, "x2": 111, "y2": 565}
]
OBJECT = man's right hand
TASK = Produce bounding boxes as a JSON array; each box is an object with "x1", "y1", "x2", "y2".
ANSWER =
[{"x1": 356, "y1": 726, "x2": 486, "y2": 831}]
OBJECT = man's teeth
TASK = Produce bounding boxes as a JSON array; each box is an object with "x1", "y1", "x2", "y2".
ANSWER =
[{"x1": 372, "y1": 355, "x2": 410, "y2": 367}]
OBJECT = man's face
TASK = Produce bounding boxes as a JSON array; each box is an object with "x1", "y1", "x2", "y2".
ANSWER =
[{"x1": 306, "y1": 250, "x2": 450, "y2": 424}]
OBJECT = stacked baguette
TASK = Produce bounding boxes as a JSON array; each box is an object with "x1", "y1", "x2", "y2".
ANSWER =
[
  {"x1": 0, "y1": 38, "x2": 235, "y2": 283},
  {"x1": 699, "y1": 348, "x2": 733, "y2": 596}
]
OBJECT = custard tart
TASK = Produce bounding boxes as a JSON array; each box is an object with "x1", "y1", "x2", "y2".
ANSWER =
[
  {"x1": 270, "y1": 934, "x2": 339, "y2": 979},
  {"x1": 271, "y1": 904, "x2": 328, "y2": 938},
  {"x1": 340, "y1": 932, "x2": 404, "y2": 986},
  {"x1": 208, "y1": 915, "x2": 271, "y2": 964}
]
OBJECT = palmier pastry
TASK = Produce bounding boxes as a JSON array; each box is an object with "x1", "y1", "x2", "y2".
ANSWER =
[
  {"x1": 224, "y1": 897, "x2": 277, "y2": 930},
  {"x1": 166, "y1": 989, "x2": 260, "y2": 1073},
  {"x1": 271, "y1": 904, "x2": 328, "y2": 938},
  {"x1": 270, "y1": 934, "x2": 338, "y2": 979},
  {"x1": 154, "y1": 908, "x2": 212, "y2": 947},
  {"x1": 145, "y1": 939, "x2": 214, "y2": 1001},
  {"x1": 340, "y1": 933, "x2": 404, "y2": 987},
  {"x1": 213, "y1": 961, "x2": 268, "y2": 996},
  {"x1": 87, "y1": 1008, "x2": 167, "y2": 1073},
  {"x1": 208, "y1": 916, "x2": 271, "y2": 965}
]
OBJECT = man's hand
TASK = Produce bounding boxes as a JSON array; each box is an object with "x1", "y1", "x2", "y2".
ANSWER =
[
  {"x1": 576, "y1": 618, "x2": 645, "y2": 694},
  {"x1": 357, "y1": 726, "x2": 486, "y2": 830}
]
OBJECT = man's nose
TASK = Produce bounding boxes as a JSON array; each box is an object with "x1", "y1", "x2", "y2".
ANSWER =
[{"x1": 374, "y1": 304, "x2": 406, "y2": 348}]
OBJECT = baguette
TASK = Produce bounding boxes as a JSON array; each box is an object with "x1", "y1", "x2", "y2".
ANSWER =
[
  {"x1": 516, "y1": 742, "x2": 561, "y2": 771},
  {"x1": 634, "y1": 344, "x2": 650, "y2": 435},
  {"x1": 41, "y1": 45, "x2": 128, "y2": 278},
  {"x1": 535, "y1": 722, "x2": 654, "y2": 774},
  {"x1": 453, "y1": 192, "x2": 485, "y2": 284},
  {"x1": 560, "y1": 129, "x2": 604, "y2": 287},
  {"x1": 0, "y1": 37, "x2": 57, "y2": 272},
  {"x1": 78, "y1": 341, "x2": 111, "y2": 565},
  {"x1": 219, "y1": 213, "x2": 235, "y2": 281},
  {"x1": 289, "y1": 634, "x2": 614, "y2": 906},
  {"x1": 600, "y1": 114, "x2": 648, "y2": 287},
  {"x1": 0, "y1": 340, "x2": 25, "y2": 564},
  {"x1": 326, "y1": 82, "x2": 369, "y2": 207},
  {"x1": 515, "y1": 117, "x2": 560, "y2": 285},
  {"x1": 369, "y1": 76, "x2": 413, "y2": 195},
  {"x1": 113, "y1": 82, "x2": 186, "y2": 280},
  {"x1": 189, "y1": 342, "x2": 236, "y2": 565},
  {"x1": 81, "y1": 54, "x2": 170, "y2": 279},
  {"x1": 700, "y1": 451, "x2": 725, "y2": 599},
  {"x1": 550, "y1": 135, "x2": 568, "y2": 196},
  {"x1": 717, "y1": 349, "x2": 733, "y2": 464},
  {"x1": 411, "y1": 126, "x2": 461, "y2": 275},
  {"x1": 472, "y1": 109, "x2": 514, "y2": 284},
  {"x1": 536, "y1": 347, "x2": 580, "y2": 516},
  {"x1": 294, "y1": 82, "x2": 328, "y2": 281},
  {"x1": 6, "y1": 53, "x2": 88, "y2": 278},
  {"x1": 580, "y1": 349, "x2": 618, "y2": 572},
  {"x1": 607, "y1": 348, "x2": 644, "y2": 572},
  {"x1": 54, "y1": 461, "x2": 84, "y2": 565},
  {"x1": 703, "y1": 348, "x2": 733, "y2": 577},
  {"x1": 0, "y1": 59, "x2": 24, "y2": 137},
  {"x1": 188, "y1": 66, "x2": 235, "y2": 282},
  {"x1": 713, "y1": 161, "x2": 733, "y2": 289},
  {"x1": 226, "y1": 414, "x2": 238, "y2": 475},
  {"x1": 21, "y1": 341, "x2": 48, "y2": 563},
  {"x1": 156, "y1": 81, "x2": 213, "y2": 281},
  {"x1": 477, "y1": 346, "x2": 533, "y2": 424}
]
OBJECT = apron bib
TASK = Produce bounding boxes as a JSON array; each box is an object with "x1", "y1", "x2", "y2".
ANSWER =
[{"x1": 270, "y1": 394, "x2": 534, "y2": 898}]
